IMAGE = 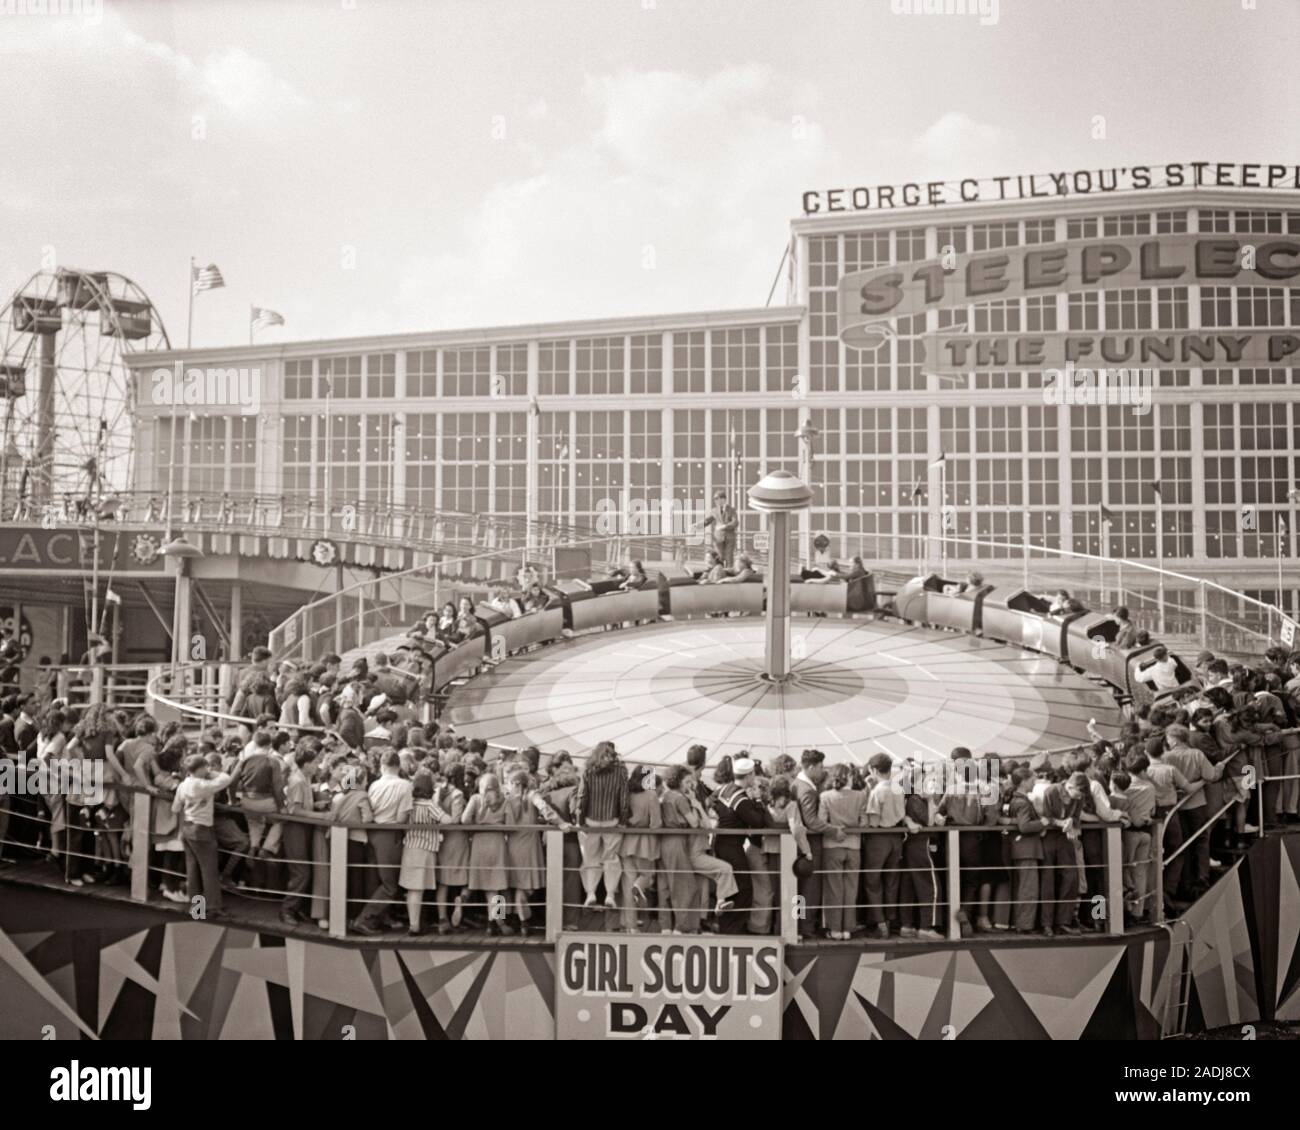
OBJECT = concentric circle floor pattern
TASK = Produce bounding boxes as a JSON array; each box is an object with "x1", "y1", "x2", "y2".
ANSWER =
[{"x1": 446, "y1": 617, "x2": 1124, "y2": 766}]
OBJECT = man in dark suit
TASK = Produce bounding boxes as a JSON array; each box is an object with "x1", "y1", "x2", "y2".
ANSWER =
[
  {"x1": 712, "y1": 757, "x2": 768, "y2": 934},
  {"x1": 702, "y1": 490, "x2": 738, "y2": 568},
  {"x1": 792, "y1": 748, "x2": 840, "y2": 939},
  {"x1": 1007, "y1": 767, "x2": 1049, "y2": 934}
]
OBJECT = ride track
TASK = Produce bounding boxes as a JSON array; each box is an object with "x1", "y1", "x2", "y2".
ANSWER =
[{"x1": 445, "y1": 614, "x2": 1123, "y2": 766}]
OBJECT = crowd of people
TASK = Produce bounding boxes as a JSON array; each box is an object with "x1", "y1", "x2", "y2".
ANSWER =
[{"x1": 1, "y1": 597, "x2": 1298, "y2": 942}]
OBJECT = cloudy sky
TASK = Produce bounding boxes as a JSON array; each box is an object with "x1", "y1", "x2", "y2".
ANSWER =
[{"x1": 0, "y1": 0, "x2": 1295, "y2": 347}]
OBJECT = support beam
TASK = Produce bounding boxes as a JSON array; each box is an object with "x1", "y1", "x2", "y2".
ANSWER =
[
  {"x1": 191, "y1": 580, "x2": 231, "y2": 655},
  {"x1": 230, "y1": 582, "x2": 243, "y2": 661},
  {"x1": 135, "y1": 581, "x2": 172, "y2": 640},
  {"x1": 34, "y1": 331, "x2": 57, "y2": 504}
]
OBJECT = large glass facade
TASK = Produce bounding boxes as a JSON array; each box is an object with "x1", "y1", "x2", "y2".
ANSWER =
[{"x1": 136, "y1": 197, "x2": 1300, "y2": 612}]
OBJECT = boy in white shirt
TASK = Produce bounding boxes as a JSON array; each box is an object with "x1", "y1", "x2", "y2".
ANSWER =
[{"x1": 172, "y1": 753, "x2": 234, "y2": 918}]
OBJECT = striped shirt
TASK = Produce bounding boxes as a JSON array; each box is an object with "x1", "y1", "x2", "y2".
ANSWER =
[
  {"x1": 404, "y1": 798, "x2": 440, "y2": 853},
  {"x1": 574, "y1": 764, "x2": 629, "y2": 824}
]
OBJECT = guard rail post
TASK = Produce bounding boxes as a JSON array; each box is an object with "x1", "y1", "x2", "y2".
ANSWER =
[
  {"x1": 145, "y1": 665, "x2": 163, "y2": 718},
  {"x1": 328, "y1": 824, "x2": 349, "y2": 939},
  {"x1": 130, "y1": 790, "x2": 152, "y2": 903},
  {"x1": 945, "y1": 828, "x2": 961, "y2": 941},
  {"x1": 778, "y1": 834, "x2": 798, "y2": 945},
  {"x1": 1153, "y1": 815, "x2": 1165, "y2": 925},
  {"x1": 544, "y1": 829, "x2": 564, "y2": 943},
  {"x1": 1105, "y1": 823, "x2": 1125, "y2": 937},
  {"x1": 1257, "y1": 774, "x2": 1265, "y2": 841}
]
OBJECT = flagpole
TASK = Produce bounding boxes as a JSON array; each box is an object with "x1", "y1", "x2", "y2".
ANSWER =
[
  {"x1": 183, "y1": 410, "x2": 193, "y2": 510},
  {"x1": 1101, "y1": 513, "x2": 1111, "y2": 606},
  {"x1": 1154, "y1": 489, "x2": 1166, "y2": 634},
  {"x1": 323, "y1": 381, "x2": 332, "y2": 535},
  {"x1": 915, "y1": 482, "x2": 924, "y2": 576},
  {"x1": 1279, "y1": 518, "x2": 1286, "y2": 619},
  {"x1": 250, "y1": 304, "x2": 254, "y2": 346},
  {"x1": 940, "y1": 459, "x2": 947, "y2": 579},
  {"x1": 187, "y1": 256, "x2": 194, "y2": 349}
]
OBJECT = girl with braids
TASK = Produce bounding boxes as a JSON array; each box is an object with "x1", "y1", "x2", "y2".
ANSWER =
[
  {"x1": 35, "y1": 708, "x2": 69, "y2": 865},
  {"x1": 434, "y1": 762, "x2": 469, "y2": 933},
  {"x1": 619, "y1": 766, "x2": 664, "y2": 932},
  {"x1": 150, "y1": 739, "x2": 189, "y2": 903},
  {"x1": 65, "y1": 704, "x2": 127, "y2": 885},
  {"x1": 463, "y1": 772, "x2": 511, "y2": 935},
  {"x1": 504, "y1": 769, "x2": 551, "y2": 935}
]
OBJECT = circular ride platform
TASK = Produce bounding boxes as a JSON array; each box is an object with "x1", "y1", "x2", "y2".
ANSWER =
[{"x1": 446, "y1": 616, "x2": 1124, "y2": 766}]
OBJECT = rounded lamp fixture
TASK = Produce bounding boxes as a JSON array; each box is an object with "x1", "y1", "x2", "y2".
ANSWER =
[
  {"x1": 747, "y1": 469, "x2": 813, "y2": 513},
  {"x1": 160, "y1": 536, "x2": 204, "y2": 560}
]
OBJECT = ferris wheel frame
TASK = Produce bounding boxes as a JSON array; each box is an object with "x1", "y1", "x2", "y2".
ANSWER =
[{"x1": 0, "y1": 267, "x2": 170, "y2": 513}]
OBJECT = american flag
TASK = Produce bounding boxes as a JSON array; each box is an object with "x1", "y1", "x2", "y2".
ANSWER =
[
  {"x1": 192, "y1": 263, "x2": 225, "y2": 295},
  {"x1": 251, "y1": 305, "x2": 285, "y2": 330}
]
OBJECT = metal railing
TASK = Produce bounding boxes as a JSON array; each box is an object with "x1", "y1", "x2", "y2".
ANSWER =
[
  {"x1": 0, "y1": 490, "x2": 635, "y2": 560},
  {"x1": 0, "y1": 783, "x2": 1155, "y2": 944},
  {"x1": 263, "y1": 533, "x2": 704, "y2": 662},
  {"x1": 260, "y1": 528, "x2": 1293, "y2": 667},
  {"x1": 825, "y1": 530, "x2": 1291, "y2": 653}
]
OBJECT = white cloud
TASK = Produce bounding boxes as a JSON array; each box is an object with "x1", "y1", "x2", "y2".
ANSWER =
[
  {"x1": 196, "y1": 47, "x2": 311, "y2": 116},
  {"x1": 907, "y1": 111, "x2": 1017, "y2": 178},
  {"x1": 20, "y1": 11, "x2": 317, "y2": 122},
  {"x1": 370, "y1": 64, "x2": 833, "y2": 334}
]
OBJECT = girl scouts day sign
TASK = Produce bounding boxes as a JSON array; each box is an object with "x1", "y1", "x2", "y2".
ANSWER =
[
  {"x1": 837, "y1": 233, "x2": 1300, "y2": 375},
  {"x1": 556, "y1": 934, "x2": 783, "y2": 1040}
]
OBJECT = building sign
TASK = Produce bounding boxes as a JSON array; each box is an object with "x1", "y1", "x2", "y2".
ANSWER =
[
  {"x1": 0, "y1": 528, "x2": 166, "y2": 573},
  {"x1": 803, "y1": 161, "x2": 1300, "y2": 215},
  {"x1": 838, "y1": 234, "x2": 1300, "y2": 349},
  {"x1": 924, "y1": 330, "x2": 1298, "y2": 374},
  {"x1": 556, "y1": 933, "x2": 783, "y2": 1040}
]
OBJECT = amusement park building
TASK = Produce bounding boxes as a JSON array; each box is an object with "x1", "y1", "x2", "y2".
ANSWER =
[{"x1": 122, "y1": 182, "x2": 1300, "y2": 627}]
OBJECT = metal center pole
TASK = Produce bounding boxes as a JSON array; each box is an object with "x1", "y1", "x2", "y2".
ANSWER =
[{"x1": 765, "y1": 510, "x2": 791, "y2": 681}]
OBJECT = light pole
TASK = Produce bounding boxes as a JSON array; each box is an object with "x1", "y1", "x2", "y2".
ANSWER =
[
  {"x1": 162, "y1": 535, "x2": 204, "y2": 673},
  {"x1": 795, "y1": 420, "x2": 819, "y2": 565},
  {"x1": 1284, "y1": 489, "x2": 1300, "y2": 622}
]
